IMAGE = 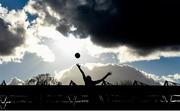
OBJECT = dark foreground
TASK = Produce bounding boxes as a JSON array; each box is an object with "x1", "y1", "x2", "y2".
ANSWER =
[{"x1": 0, "y1": 86, "x2": 180, "y2": 110}]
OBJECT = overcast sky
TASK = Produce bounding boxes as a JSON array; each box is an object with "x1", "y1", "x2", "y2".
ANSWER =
[{"x1": 0, "y1": 0, "x2": 180, "y2": 83}]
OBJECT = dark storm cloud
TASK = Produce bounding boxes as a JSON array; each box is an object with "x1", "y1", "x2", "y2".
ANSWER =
[
  {"x1": 43, "y1": 0, "x2": 180, "y2": 55},
  {"x1": 0, "y1": 18, "x2": 25, "y2": 55}
]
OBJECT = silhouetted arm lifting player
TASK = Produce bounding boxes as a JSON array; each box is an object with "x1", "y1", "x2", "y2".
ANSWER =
[{"x1": 76, "y1": 64, "x2": 86, "y2": 82}]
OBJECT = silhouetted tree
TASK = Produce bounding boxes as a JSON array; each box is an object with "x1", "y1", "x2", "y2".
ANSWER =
[{"x1": 25, "y1": 73, "x2": 61, "y2": 85}]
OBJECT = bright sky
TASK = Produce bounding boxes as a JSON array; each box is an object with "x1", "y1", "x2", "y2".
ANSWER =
[{"x1": 0, "y1": 0, "x2": 180, "y2": 82}]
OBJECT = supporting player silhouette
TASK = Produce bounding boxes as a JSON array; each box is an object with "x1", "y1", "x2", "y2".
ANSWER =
[
  {"x1": 1, "y1": 80, "x2": 6, "y2": 85},
  {"x1": 76, "y1": 64, "x2": 111, "y2": 86}
]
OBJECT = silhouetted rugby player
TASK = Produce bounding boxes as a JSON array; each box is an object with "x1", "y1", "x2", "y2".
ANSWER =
[{"x1": 76, "y1": 64, "x2": 111, "y2": 86}]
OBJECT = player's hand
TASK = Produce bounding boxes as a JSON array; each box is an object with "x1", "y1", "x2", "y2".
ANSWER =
[
  {"x1": 107, "y1": 72, "x2": 112, "y2": 76},
  {"x1": 76, "y1": 64, "x2": 81, "y2": 68}
]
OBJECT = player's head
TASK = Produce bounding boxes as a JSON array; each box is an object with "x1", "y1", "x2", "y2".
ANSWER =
[{"x1": 86, "y1": 75, "x2": 92, "y2": 81}]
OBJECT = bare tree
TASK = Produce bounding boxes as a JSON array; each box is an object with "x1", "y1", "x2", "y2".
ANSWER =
[{"x1": 26, "y1": 73, "x2": 61, "y2": 85}]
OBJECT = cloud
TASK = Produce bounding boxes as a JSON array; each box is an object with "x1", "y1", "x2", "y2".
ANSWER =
[
  {"x1": 117, "y1": 47, "x2": 180, "y2": 63},
  {"x1": 31, "y1": 0, "x2": 180, "y2": 56},
  {"x1": 1, "y1": 0, "x2": 180, "y2": 64},
  {"x1": 7, "y1": 77, "x2": 25, "y2": 85},
  {"x1": 0, "y1": 4, "x2": 55, "y2": 63},
  {"x1": 161, "y1": 73, "x2": 180, "y2": 83},
  {"x1": 0, "y1": 6, "x2": 27, "y2": 63},
  {"x1": 0, "y1": 18, "x2": 25, "y2": 55},
  {"x1": 20, "y1": 0, "x2": 180, "y2": 63},
  {"x1": 85, "y1": 44, "x2": 180, "y2": 63},
  {"x1": 55, "y1": 63, "x2": 161, "y2": 85}
]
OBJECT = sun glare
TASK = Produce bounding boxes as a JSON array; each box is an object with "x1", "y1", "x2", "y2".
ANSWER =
[
  {"x1": 38, "y1": 26, "x2": 111, "y2": 61},
  {"x1": 38, "y1": 26, "x2": 93, "y2": 59},
  {"x1": 54, "y1": 34, "x2": 89, "y2": 56}
]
